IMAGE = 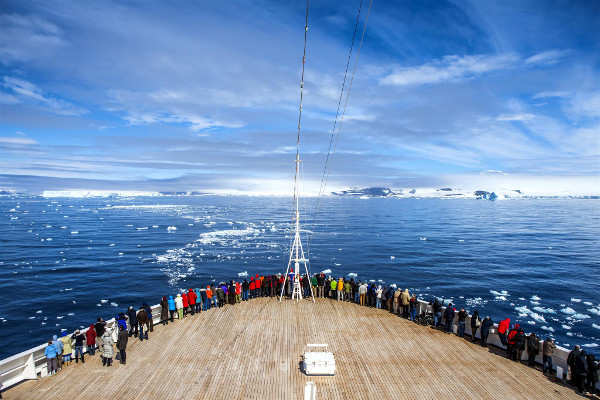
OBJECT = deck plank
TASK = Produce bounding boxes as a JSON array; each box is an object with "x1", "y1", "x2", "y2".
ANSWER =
[{"x1": 4, "y1": 297, "x2": 582, "y2": 399}]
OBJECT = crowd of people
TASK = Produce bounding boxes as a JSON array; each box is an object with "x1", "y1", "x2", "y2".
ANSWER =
[{"x1": 41, "y1": 272, "x2": 599, "y2": 395}]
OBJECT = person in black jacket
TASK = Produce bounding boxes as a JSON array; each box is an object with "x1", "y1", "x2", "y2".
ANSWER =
[
  {"x1": 587, "y1": 353, "x2": 599, "y2": 395},
  {"x1": 432, "y1": 299, "x2": 442, "y2": 328},
  {"x1": 126, "y1": 307, "x2": 138, "y2": 338},
  {"x1": 574, "y1": 350, "x2": 588, "y2": 394},
  {"x1": 526, "y1": 333, "x2": 540, "y2": 366},
  {"x1": 443, "y1": 303, "x2": 455, "y2": 333},
  {"x1": 567, "y1": 345, "x2": 580, "y2": 385},
  {"x1": 71, "y1": 330, "x2": 86, "y2": 363},
  {"x1": 242, "y1": 279, "x2": 249, "y2": 301},
  {"x1": 470, "y1": 310, "x2": 481, "y2": 342},
  {"x1": 480, "y1": 317, "x2": 493, "y2": 347},
  {"x1": 94, "y1": 318, "x2": 107, "y2": 357},
  {"x1": 513, "y1": 328, "x2": 526, "y2": 362},
  {"x1": 116, "y1": 325, "x2": 128, "y2": 365}
]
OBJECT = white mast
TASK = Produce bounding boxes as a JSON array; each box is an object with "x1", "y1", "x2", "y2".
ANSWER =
[{"x1": 280, "y1": 153, "x2": 314, "y2": 302}]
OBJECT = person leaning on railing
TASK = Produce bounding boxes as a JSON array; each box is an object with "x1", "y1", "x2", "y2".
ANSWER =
[
  {"x1": 44, "y1": 339, "x2": 59, "y2": 376},
  {"x1": 542, "y1": 336, "x2": 556, "y2": 375}
]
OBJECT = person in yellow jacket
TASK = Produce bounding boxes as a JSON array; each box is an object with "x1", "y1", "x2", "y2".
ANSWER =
[
  {"x1": 401, "y1": 289, "x2": 411, "y2": 318},
  {"x1": 330, "y1": 279, "x2": 337, "y2": 300},
  {"x1": 336, "y1": 278, "x2": 344, "y2": 301},
  {"x1": 59, "y1": 331, "x2": 73, "y2": 366}
]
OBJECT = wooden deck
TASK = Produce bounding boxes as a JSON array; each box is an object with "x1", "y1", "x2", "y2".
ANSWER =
[{"x1": 5, "y1": 298, "x2": 584, "y2": 399}]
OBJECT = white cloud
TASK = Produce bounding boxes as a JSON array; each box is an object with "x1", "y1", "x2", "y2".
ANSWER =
[
  {"x1": 1, "y1": 77, "x2": 87, "y2": 115},
  {"x1": 496, "y1": 113, "x2": 535, "y2": 121},
  {"x1": 0, "y1": 137, "x2": 39, "y2": 145},
  {"x1": 525, "y1": 50, "x2": 566, "y2": 65}
]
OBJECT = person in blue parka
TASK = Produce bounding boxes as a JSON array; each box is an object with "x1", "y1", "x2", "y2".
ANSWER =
[
  {"x1": 44, "y1": 339, "x2": 59, "y2": 375},
  {"x1": 167, "y1": 295, "x2": 176, "y2": 322}
]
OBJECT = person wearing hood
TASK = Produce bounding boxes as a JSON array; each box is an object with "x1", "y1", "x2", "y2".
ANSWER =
[
  {"x1": 181, "y1": 292, "x2": 189, "y2": 317},
  {"x1": 497, "y1": 318, "x2": 510, "y2": 349},
  {"x1": 116, "y1": 312, "x2": 128, "y2": 331},
  {"x1": 586, "y1": 353, "x2": 599, "y2": 395},
  {"x1": 480, "y1": 317, "x2": 493, "y2": 347},
  {"x1": 94, "y1": 318, "x2": 107, "y2": 358},
  {"x1": 205, "y1": 286, "x2": 213, "y2": 310},
  {"x1": 175, "y1": 294, "x2": 184, "y2": 319},
  {"x1": 44, "y1": 339, "x2": 59, "y2": 375},
  {"x1": 137, "y1": 306, "x2": 149, "y2": 340},
  {"x1": 160, "y1": 297, "x2": 169, "y2": 325},
  {"x1": 101, "y1": 330, "x2": 114, "y2": 367},
  {"x1": 86, "y1": 324, "x2": 97, "y2": 355},
  {"x1": 235, "y1": 282, "x2": 241, "y2": 303},
  {"x1": 126, "y1": 307, "x2": 138, "y2": 337},
  {"x1": 470, "y1": 310, "x2": 481, "y2": 341},
  {"x1": 443, "y1": 303, "x2": 455, "y2": 333},
  {"x1": 542, "y1": 337, "x2": 556, "y2": 374},
  {"x1": 526, "y1": 332, "x2": 540, "y2": 366},
  {"x1": 116, "y1": 325, "x2": 128, "y2": 364},
  {"x1": 513, "y1": 325, "x2": 526, "y2": 362},
  {"x1": 507, "y1": 324, "x2": 518, "y2": 359},
  {"x1": 574, "y1": 349, "x2": 588, "y2": 393},
  {"x1": 142, "y1": 302, "x2": 154, "y2": 331},
  {"x1": 385, "y1": 286, "x2": 394, "y2": 310},
  {"x1": 249, "y1": 277, "x2": 256, "y2": 299},
  {"x1": 52, "y1": 334, "x2": 64, "y2": 370},
  {"x1": 567, "y1": 345, "x2": 580, "y2": 384},
  {"x1": 187, "y1": 289, "x2": 197, "y2": 315},
  {"x1": 71, "y1": 329, "x2": 86, "y2": 363},
  {"x1": 59, "y1": 331, "x2": 73, "y2": 366},
  {"x1": 167, "y1": 295, "x2": 176, "y2": 322}
]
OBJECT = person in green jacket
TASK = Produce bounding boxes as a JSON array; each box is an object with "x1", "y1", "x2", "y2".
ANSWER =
[
  {"x1": 344, "y1": 280, "x2": 351, "y2": 301},
  {"x1": 311, "y1": 275, "x2": 318, "y2": 297},
  {"x1": 330, "y1": 279, "x2": 337, "y2": 299}
]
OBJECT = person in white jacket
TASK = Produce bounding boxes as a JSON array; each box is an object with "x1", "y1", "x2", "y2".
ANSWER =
[
  {"x1": 376, "y1": 286, "x2": 383, "y2": 309},
  {"x1": 175, "y1": 294, "x2": 184, "y2": 319}
]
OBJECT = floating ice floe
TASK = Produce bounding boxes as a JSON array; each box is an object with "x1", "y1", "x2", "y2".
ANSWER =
[
  {"x1": 347, "y1": 272, "x2": 357, "y2": 277},
  {"x1": 582, "y1": 343, "x2": 599, "y2": 348},
  {"x1": 530, "y1": 295, "x2": 541, "y2": 301},
  {"x1": 532, "y1": 306, "x2": 556, "y2": 314},
  {"x1": 570, "y1": 313, "x2": 590, "y2": 320},
  {"x1": 111, "y1": 302, "x2": 118, "y2": 307},
  {"x1": 390, "y1": 256, "x2": 395, "y2": 259},
  {"x1": 458, "y1": 239, "x2": 465, "y2": 242},
  {"x1": 71, "y1": 231, "x2": 79, "y2": 234},
  {"x1": 541, "y1": 326, "x2": 555, "y2": 332},
  {"x1": 582, "y1": 301, "x2": 593, "y2": 306},
  {"x1": 36, "y1": 310, "x2": 42, "y2": 314},
  {"x1": 571, "y1": 298, "x2": 581, "y2": 303},
  {"x1": 67, "y1": 313, "x2": 74, "y2": 316},
  {"x1": 527, "y1": 321, "x2": 536, "y2": 325},
  {"x1": 64, "y1": 288, "x2": 72, "y2": 291},
  {"x1": 490, "y1": 290, "x2": 509, "y2": 297},
  {"x1": 561, "y1": 307, "x2": 576, "y2": 315},
  {"x1": 118, "y1": 252, "x2": 124, "y2": 256},
  {"x1": 237, "y1": 271, "x2": 248, "y2": 277},
  {"x1": 187, "y1": 267, "x2": 195, "y2": 272},
  {"x1": 562, "y1": 325, "x2": 572, "y2": 330},
  {"x1": 56, "y1": 316, "x2": 64, "y2": 319},
  {"x1": 29, "y1": 316, "x2": 35, "y2": 319},
  {"x1": 152, "y1": 225, "x2": 159, "y2": 228},
  {"x1": 100, "y1": 299, "x2": 108, "y2": 303},
  {"x1": 588, "y1": 308, "x2": 600, "y2": 316},
  {"x1": 321, "y1": 269, "x2": 332, "y2": 274},
  {"x1": 419, "y1": 237, "x2": 427, "y2": 241},
  {"x1": 167, "y1": 226, "x2": 177, "y2": 231},
  {"x1": 137, "y1": 227, "x2": 148, "y2": 230},
  {"x1": 60, "y1": 226, "x2": 67, "y2": 229},
  {"x1": 591, "y1": 323, "x2": 600, "y2": 330},
  {"x1": 109, "y1": 244, "x2": 115, "y2": 247}
]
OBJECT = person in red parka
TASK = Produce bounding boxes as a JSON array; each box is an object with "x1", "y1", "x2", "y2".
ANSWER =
[
  {"x1": 187, "y1": 289, "x2": 197, "y2": 316},
  {"x1": 249, "y1": 277, "x2": 256, "y2": 299},
  {"x1": 507, "y1": 324, "x2": 518, "y2": 359},
  {"x1": 85, "y1": 324, "x2": 97, "y2": 355},
  {"x1": 497, "y1": 318, "x2": 510, "y2": 349},
  {"x1": 181, "y1": 293, "x2": 189, "y2": 317}
]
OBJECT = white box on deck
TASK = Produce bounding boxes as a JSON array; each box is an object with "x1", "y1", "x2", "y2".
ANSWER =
[{"x1": 303, "y1": 344, "x2": 336, "y2": 376}]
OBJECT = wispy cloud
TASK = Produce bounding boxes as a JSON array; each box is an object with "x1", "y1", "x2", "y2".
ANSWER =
[
  {"x1": 380, "y1": 50, "x2": 565, "y2": 87},
  {"x1": 1, "y1": 77, "x2": 87, "y2": 115}
]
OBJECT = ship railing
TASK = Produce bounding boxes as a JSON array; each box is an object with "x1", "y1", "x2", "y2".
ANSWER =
[{"x1": 1, "y1": 299, "x2": 597, "y2": 392}]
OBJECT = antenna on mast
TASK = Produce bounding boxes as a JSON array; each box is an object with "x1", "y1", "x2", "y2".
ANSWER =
[{"x1": 279, "y1": 0, "x2": 314, "y2": 303}]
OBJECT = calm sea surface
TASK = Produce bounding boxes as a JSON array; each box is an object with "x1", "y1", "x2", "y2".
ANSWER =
[{"x1": 1, "y1": 195, "x2": 599, "y2": 360}]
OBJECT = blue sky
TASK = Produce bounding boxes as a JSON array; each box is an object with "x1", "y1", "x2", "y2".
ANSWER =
[{"x1": 1, "y1": 0, "x2": 599, "y2": 195}]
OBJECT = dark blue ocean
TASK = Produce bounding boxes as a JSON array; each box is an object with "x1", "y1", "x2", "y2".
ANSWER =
[{"x1": 1, "y1": 195, "x2": 599, "y2": 360}]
